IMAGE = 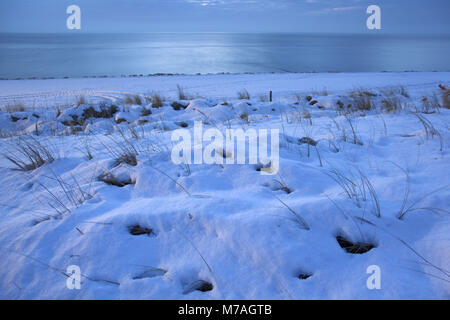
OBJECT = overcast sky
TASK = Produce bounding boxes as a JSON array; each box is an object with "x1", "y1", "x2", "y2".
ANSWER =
[{"x1": 1, "y1": 0, "x2": 449, "y2": 34}]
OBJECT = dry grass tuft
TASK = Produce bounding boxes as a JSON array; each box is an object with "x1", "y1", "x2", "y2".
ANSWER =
[
  {"x1": 420, "y1": 96, "x2": 440, "y2": 114},
  {"x1": 114, "y1": 152, "x2": 137, "y2": 167},
  {"x1": 414, "y1": 113, "x2": 443, "y2": 151},
  {"x1": 438, "y1": 84, "x2": 449, "y2": 109},
  {"x1": 237, "y1": 89, "x2": 250, "y2": 100},
  {"x1": 177, "y1": 85, "x2": 188, "y2": 100},
  {"x1": 3, "y1": 136, "x2": 55, "y2": 171},
  {"x1": 3, "y1": 102, "x2": 25, "y2": 113},
  {"x1": 124, "y1": 95, "x2": 143, "y2": 105},
  {"x1": 349, "y1": 89, "x2": 376, "y2": 111},
  {"x1": 101, "y1": 128, "x2": 140, "y2": 167},
  {"x1": 150, "y1": 93, "x2": 164, "y2": 108},
  {"x1": 124, "y1": 96, "x2": 134, "y2": 105},
  {"x1": 380, "y1": 91, "x2": 404, "y2": 113},
  {"x1": 134, "y1": 95, "x2": 143, "y2": 105},
  {"x1": 76, "y1": 96, "x2": 87, "y2": 107}
]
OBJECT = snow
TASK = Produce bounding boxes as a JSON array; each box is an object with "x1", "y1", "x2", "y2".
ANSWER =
[
  {"x1": 1, "y1": 72, "x2": 448, "y2": 108},
  {"x1": 0, "y1": 72, "x2": 449, "y2": 299}
]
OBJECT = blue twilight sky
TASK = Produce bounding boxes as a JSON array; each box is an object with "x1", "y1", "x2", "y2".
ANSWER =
[{"x1": 0, "y1": 0, "x2": 449, "y2": 34}]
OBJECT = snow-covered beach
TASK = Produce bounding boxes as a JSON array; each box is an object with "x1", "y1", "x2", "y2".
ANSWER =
[{"x1": 0, "y1": 72, "x2": 449, "y2": 299}]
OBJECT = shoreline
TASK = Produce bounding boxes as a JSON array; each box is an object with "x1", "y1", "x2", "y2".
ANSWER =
[
  {"x1": 1, "y1": 72, "x2": 449, "y2": 107},
  {"x1": 1, "y1": 70, "x2": 449, "y2": 82}
]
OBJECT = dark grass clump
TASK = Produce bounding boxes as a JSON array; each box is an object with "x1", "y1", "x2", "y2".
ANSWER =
[
  {"x1": 62, "y1": 104, "x2": 118, "y2": 127},
  {"x1": 299, "y1": 137, "x2": 317, "y2": 146},
  {"x1": 177, "y1": 121, "x2": 189, "y2": 128},
  {"x1": 128, "y1": 224, "x2": 155, "y2": 236},
  {"x1": 240, "y1": 113, "x2": 249, "y2": 123},
  {"x1": 114, "y1": 118, "x2": 127, "y2": 124},
  {"x1": 10, "y1": 114, "x2": 27, "y2": 122},
  {"x1": 82, "y1": 105, "x2": 118, "y2": 120},
  {"x1": 141, "y1": 108, "x2": 152, "y2": 116},
  {"x1": 171, "y1": 101, "x2": 188, "y2": 111},
  {"x1": 336, "y1": 235, "x2": 375, "y2": 254}
]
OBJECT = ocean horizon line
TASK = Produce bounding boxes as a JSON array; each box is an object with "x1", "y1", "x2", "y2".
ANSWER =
[
  {"x1": 1, "y1": 31, "x2": 450, "y2": 37},
  {"x1": 2, "y1": 70, "x2": 450, "y2": 82}
]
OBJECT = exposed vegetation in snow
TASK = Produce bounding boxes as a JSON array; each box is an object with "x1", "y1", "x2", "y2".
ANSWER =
[{"x1": 0, "y1": 73, "x2": 449, "y2": 299}]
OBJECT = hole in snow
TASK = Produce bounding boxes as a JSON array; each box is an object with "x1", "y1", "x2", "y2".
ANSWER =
[
  {"x1": 272, "y1": 179, "x2": 292, "y2": 194},
  {"x1": 133, "y1": 268, "x2": 167, "y2": 280},
  {"x1": 32, "y1": 216, "x2": 52, "y2": 226},
  {"x1": 298, "y1": 273, "x2": 312, "y2": 280},
  {"x1": 176, "y1": 121, "x2": 189, "y2": 128},
  {"x1": 98, "y1": 172, "x2": 134, "y2": 187},
  {"x1": 183, "y1": 280, "x2": 214, "y2": 294},
  {"x1": 336, "y1": 235, "x2": 375, "y2": 254},
  {"x1": 128, "y1": 225, "x2": 155, "y2": 236}
]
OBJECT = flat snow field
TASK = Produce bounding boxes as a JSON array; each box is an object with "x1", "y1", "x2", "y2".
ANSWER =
[{"x1": 0, "y1": 72, "x2": 449, "y2": 299}]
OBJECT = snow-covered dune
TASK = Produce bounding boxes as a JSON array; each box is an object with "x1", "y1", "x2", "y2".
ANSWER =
[{"x1": 0, "y1": 73, "x2": 449, "y2": 299}]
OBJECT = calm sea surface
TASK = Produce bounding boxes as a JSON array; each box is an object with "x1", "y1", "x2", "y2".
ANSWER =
[{"x1": 0, "y1": 33, "x2": 449, "y2": 78}]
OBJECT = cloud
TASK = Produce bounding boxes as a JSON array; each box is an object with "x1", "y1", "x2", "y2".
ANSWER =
[
  {"x1": 182, "y1": 0, "x2": 292, "y2": 10},
  {"x1": 184, "y1": 0, "x2": 255, "y2": 5},
  {"x1": 182, "y1": 0, "x2": 299, "y2": 6},
  {"x1": 306, "y1": 6, "x2": 363, "y2": 15}
]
